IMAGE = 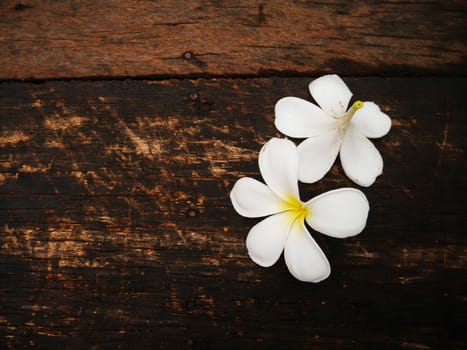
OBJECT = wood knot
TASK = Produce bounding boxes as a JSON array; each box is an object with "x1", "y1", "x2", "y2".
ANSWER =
[{"x1": 183, "y1": 51, "x2": 193, "y2": 60}]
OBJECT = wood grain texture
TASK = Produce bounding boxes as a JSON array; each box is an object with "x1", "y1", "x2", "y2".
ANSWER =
[
  {"x1": 0, "y1": 0, "x2": 466, "y2": 80},
  {"x1": 0, "y1": 77, "x2": 466, "y2": 349}
]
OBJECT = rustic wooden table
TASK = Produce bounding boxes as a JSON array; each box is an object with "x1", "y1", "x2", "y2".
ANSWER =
[{"x1": 0, "y1": 1, "x2": 466, "y2": 349}]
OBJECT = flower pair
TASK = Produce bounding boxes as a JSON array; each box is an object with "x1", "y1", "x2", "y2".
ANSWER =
[{"x1": 230, "y1": 75, "x2": 391, "y2": 282}]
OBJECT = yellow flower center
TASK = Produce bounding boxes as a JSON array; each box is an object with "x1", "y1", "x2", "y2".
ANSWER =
[
  {"x1": 353, "y1": 100, "x2": 364, "y2": 110},
  {"x1": 283, "y1": 195, "x2": 310, "y2": 223}
]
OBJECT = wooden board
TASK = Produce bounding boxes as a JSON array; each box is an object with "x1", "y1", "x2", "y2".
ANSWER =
[
  {"x1": 0, "y1": 77, "x2": 466, "y2": 349},
  {"x1": 0, "y1": 0, "x2": 466, "y2": 80}
]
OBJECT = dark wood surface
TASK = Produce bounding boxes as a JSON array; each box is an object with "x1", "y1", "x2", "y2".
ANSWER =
[
  {"x1": 1, "y1": 1, "x2": 466, "y2": 349},
  {"x1": 0, "y1": 0, "x2": 466, "y2": 79}
]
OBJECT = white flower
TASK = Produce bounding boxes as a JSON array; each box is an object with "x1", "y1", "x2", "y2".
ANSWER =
[
  {"x1": 275, "y1": 74, "x2": 392, "y2": 187},
  {"x1": 230, "y1": 138, "x2": 369, "y2": 282}
]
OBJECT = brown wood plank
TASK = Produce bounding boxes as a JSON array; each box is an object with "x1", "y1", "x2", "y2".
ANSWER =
[
  {"x1": 0, "y1": 77, "x2": 466, "y2": 349},
  {"x1": 0, "y1": 0, "x2": 465, "y2": 80}
]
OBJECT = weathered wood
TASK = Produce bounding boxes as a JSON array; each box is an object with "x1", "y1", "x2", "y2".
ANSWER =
[
  {"x1": 0, "y1": 77, "x2": 466, "y2": 349},
  {"x1": 0, "y1": 0, "x2": 466, "y2": 80}
]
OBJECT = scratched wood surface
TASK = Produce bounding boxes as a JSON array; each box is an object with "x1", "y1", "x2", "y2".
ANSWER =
[
  {"x1": 0, "y1": 78, "x2": 466, "y2": 349},
  {"x1": 1, "y1": 0, "x2": 467, "y2": 349},
  {"x1": 0, "y1": 0, "x2": 466, "y2": 80}
]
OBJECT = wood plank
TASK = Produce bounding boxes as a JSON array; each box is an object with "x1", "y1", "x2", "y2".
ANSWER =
[
  {"x1": 0, "y1": 0, "x2": 466, "y2": 80},
  {"x1": 0, "y1": 77, "x2": 466, "y2": 349}
]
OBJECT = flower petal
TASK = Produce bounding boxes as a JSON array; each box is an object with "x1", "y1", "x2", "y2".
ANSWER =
[
  {"x1": 351, "y1": 101, "x2": 392, "y2": 138},
  {"x1": 284, "y1": 219, "x2": 331, "y2": 282},
  {"x1": 259, "y1": 138, "x2": 300, "y2": 201},
  {"x1": 305, "y1": 188, "x2": 369, "y2": 238},
  {"x1": 246, "y1": 211, "x2": 293, "y2": 267},
  {"x1": 340, "y1": 125, "x2": 384, "y2": 187},
  {"x1": 230, "y1": 177, "x2": 289, "y2": 218},
  {"x1": 308, "y1": 74, "x2": 352, "y2": 117},
  {"x1": 297, "y1": 131, "x2": 341, "y2": 183},
  {"x1": 274, "y1": 97, "x2": 337, "y2": 138}
]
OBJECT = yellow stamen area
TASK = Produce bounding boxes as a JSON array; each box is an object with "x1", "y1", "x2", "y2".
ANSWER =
[
  {"x1": 354, "y1": 100, "x2": 364, "y2": 109},
  {"x1": 284, "y1": 195, "x2": 302, "y2": 209},
  {"x1": 283, "y1": 195, "x2": 310, "y2": 225},
  {"x1": 294, "y1": 205, "x2": 309, "y2": 220}
]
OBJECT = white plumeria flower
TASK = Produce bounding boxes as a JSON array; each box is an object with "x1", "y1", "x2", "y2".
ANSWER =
[
  {"x1": 230, "y1": 138, "x2": 369, "y2": 282},
  {"x1": 275, "y1": 74, "x2": 392, "y2": 187}
]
